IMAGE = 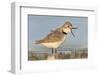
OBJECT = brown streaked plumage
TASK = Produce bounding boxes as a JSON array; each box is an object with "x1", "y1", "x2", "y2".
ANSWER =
[
  {"x1": 35, "y1": 21, "x2": 77, "y2": 58},
  {"x1": 35, "y1": 21, "x2": 73, "y2": 44},
  {"x1": 35, "y1": 28, "x2": 65, "y2": 43}
]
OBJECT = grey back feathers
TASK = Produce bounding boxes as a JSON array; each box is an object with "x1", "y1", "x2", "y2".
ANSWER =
[
  {"x1": 35, "y1": 27, "x2": 65, "y2": 43},
  {"x1": 35, "y1": 21, "x2": 72, "y2": 44}
]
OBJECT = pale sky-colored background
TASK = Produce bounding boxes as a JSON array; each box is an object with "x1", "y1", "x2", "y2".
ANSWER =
[{"x1": 28, "y1": 15, "x2": 88, "y2": 52}]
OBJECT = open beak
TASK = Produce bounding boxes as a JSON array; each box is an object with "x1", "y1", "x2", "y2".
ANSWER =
[
  {"x1": 71, "y1": 27, "x2": 78, "y2": 37},
  {"x1": 72, "y1": 27, "x2": 78, "y2": 29}
]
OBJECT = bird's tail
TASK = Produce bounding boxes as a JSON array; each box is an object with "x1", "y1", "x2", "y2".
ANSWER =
[{"x1": 33, "y1": 40, "x2": 41, "y2": 44}]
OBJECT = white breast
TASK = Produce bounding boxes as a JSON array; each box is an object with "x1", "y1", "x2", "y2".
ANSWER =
[{"x1": 41, "y1": 36, "x2": 66, "y2": 48}]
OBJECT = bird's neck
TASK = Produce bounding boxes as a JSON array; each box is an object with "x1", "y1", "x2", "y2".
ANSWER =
[{"x1": 55, "y1": 27, "x2": 67, "y2": 35}]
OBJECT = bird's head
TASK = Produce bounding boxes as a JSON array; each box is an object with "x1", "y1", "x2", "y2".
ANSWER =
[{"x1": 62, "y1": 21, "x2": 78, "y2": 37}]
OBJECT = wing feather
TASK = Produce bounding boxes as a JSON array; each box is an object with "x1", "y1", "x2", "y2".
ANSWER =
[{"x1": 35, "y1": 31, "x2": 64, "y2": 43}]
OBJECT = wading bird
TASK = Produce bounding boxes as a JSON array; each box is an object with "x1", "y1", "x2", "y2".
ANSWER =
[{"x1": 35, "y1": 21, "x2": 77, "y2": 59}]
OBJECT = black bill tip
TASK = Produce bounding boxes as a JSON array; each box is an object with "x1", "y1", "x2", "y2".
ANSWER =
[
  {"x1": 72, "y1": 27, "x2": 78, "y2": 29},
  {"x1": 71, "y1": 31, "x2": 75, "y2": 37},
  {"x1": 71, "y1": 27, "x2": 78, "y2": 37}
]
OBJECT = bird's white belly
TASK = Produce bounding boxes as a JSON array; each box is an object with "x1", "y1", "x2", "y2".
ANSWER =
[{"x1": 41, "y1": 37, "x2": 66, "y2": 48}]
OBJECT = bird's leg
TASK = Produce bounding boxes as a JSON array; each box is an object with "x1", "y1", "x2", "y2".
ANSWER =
[
  {"x1": 54, "y1": 48, "x2": 56, "y2": 59},
  {"x1": 51, "y1": 48, "x2": 54, "y2": 55},
  {"x1": 52, "y1": 48, "x2": 56, "y2": 58},
  {"x1": 52, "y1": 48, "x2": 53, "y2": 55},
  {"x1": 55, "y1": 49, "x2": 57, "y2": 59}
]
